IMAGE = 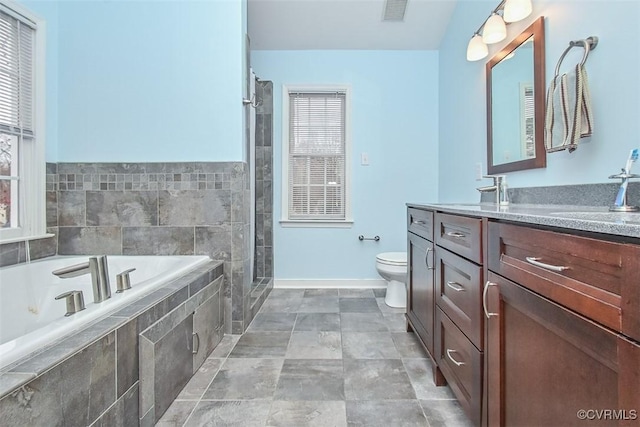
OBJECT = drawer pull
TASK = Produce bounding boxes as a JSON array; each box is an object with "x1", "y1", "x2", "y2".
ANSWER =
[
  {"x1": 525, "y1": 257, "x2": 570, "y2": 272},
  {"x1": 446, "y1": 281, "x2": 465, "y2": 292},
  {"x1": 446, "y1": 231, "x2": 465, "y2": 238},
  {"x1": 446, "y1": 349, "x2": 465, "y2": 366},
  {"x1": 425, "y1": 248, "x2": 435, "y2": 270},
  {"x1": 413, "y1": 219, "x2": 426, "y2": 225},
  {"x1": 483, "y1": 281, "x2": 499, "y2": 318}
]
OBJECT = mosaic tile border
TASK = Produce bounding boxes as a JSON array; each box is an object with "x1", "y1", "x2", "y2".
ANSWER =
[{"x1": 57, "y1": 172, "x2": 231, "y2": 191}]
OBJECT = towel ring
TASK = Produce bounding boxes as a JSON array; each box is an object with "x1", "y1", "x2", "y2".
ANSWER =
[{"x1": 554, "y1": 36, "x2": 598, "y2": 77}]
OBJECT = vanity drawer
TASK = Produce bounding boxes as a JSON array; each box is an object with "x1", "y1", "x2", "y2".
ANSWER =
[
  {"x1": 435, "y1": 213, "x2": 483, "y2": 264},
  {"x1": 435, "y1": 248, "x2": 483, "y2": 350},
  {"x1": 408, "y1": 208, "x2": 434, "y2": 241},
  {"x1": 435, "y1": 307, "x2": 482, "y2": 427},
  {"x1": 488, "y1": 221, "x2": 640, "y2": 341}
]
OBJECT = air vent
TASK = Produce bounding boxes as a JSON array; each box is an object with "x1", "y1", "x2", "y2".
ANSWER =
[{"x1": 383, "y1": 0, "x2": 408, "y2": 21}]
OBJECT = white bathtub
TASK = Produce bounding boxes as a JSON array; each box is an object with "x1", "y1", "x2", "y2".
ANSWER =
[{"x1": 0, "y1": 255, "x2": 211, "y2": 370}]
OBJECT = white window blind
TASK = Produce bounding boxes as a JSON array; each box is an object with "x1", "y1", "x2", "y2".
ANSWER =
[
  {"x1": 288, "y1": 91, "x2": 346, "y2": 220},
  {"x1": 0, "y1": 2, "x2": 43, "y2": 241},
  {"x1": 521, "y1": 83, "x2": 535, "y2": 158},
  {"x1": 0, "y1": 9, "x2": 34, "y2": 136}
]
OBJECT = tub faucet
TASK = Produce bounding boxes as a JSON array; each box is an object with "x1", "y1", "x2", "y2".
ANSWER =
[
  {"x1": 52, "y1": 256, "x2": 111, "y2": 303},
  {"x1": 477, "y1": 175, "x2": 509, "y2": 205}
]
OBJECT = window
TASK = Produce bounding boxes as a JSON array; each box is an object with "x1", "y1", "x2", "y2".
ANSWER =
[
  {"x1": 281, "y1": 85, "x2": 352, "y2": 227},
  {"x1": 0, "y1": 1, "x2": 45, "y2": 243}
]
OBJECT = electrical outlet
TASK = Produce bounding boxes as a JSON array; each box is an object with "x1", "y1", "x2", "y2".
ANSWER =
[
  {"x1": 475, "y1": 162, "x2": 483, "y2": 181},
  {"x1": 361, "y1": 152, "x2": 370, "y2": 166}
]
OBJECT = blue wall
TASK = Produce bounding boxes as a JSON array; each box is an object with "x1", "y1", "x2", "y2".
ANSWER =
[
  {"x1": 25, "y1": 0, "x2": 247, "y2": 162},
  {"x1": 439, "y1": 0, "x2": 640, "y2": 202},
  {"x1": 252, "y1": 50, "x2": 439, "y2": 280}
]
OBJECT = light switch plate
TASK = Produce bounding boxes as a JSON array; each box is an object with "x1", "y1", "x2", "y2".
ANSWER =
[{"x1": 361, "y1": 152, "x2": 370, "y2": 166}]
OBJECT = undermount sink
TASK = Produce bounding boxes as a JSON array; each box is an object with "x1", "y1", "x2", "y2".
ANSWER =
[{"x1": 550, "y1": 211, "x2": 640, "y2": 223}]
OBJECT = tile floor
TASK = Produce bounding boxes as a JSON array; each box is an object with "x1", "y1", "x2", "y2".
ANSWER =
[{"x1": 157, "y1": 288, "x2": 474, "y2": 427}]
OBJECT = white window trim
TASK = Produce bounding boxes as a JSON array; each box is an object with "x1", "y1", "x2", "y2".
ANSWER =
[
  {"x1": 0, "y1": 1, "x2": 47, "y2": 243},
  {"x1": 280, "y1": 84, "x2": 353, "y2": 228}
]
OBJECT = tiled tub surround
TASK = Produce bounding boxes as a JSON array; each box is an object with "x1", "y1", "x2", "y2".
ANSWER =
[
  {"x1": 53, "y1": 161, "x2": 262, "y2": 334},
  {"x1": 0, "y1": 259, "x2": 224, "y2": 427},
  {"x1": 0, "y1": 255, "x2": 211, "y2": 370}
]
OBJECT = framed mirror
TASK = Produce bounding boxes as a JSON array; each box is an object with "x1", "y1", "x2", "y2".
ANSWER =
[{"x1": 487, "y1": 16, "x2": 546, "y2": 174}]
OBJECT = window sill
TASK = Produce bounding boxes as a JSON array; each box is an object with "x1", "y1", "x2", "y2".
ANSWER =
[
  {"x1": 0, "y1": 233, "x2": 55, "y2": 245},
  {"x1": 279, "y1": 219, "x2": 354, "y2": 228}
]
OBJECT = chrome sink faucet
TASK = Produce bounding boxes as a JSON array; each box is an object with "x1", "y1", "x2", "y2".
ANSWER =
[
  {"x1": 477, "y1": 175, "x2": 509, "y2": 205},
  {"x1": 52, "y1": 256, "x2": 111, "y2": 303}
]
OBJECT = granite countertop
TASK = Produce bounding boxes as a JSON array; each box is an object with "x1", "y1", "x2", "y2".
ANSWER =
[{"x1": 407, "y1": 202, "x2": 640, "y2": 239}]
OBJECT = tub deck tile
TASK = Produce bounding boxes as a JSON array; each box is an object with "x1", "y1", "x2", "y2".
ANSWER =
[{"x1": 0, "y1": 373, "x2": 36, "y2": 398}]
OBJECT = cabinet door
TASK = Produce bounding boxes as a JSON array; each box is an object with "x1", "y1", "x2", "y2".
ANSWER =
[
  {"x1": 192, "y1": 276, "x2": 224, "y2": 371},
  {"x1": 407, "y1": 232, "x2": 435, "y2": 355},
  {"x1": 485, "y1": 272, "x2": 640, "y2": 427}
]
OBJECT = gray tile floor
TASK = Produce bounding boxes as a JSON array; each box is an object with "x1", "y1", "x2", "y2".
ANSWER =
[{"x1": 158, "y1": 288, "x2": 474, "y2": 427}]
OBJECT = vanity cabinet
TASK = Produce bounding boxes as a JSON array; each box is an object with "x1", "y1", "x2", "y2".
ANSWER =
[
  {"x1": 485, "y1": 221, "x2": 640, "y2": 427},
  {"x1": 406, "y1": 208, "x2": 436, "y2": 357},
  {"x1": 433, "y1": 213, "x2": 485, "y2": 426}
]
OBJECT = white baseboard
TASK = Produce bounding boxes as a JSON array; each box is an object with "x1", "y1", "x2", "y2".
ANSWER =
[{"x1": 274, "y1": 279, "x2": 387, "y2": 289}]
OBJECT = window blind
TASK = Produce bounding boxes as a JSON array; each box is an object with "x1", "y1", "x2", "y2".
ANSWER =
[
  {"x1": 0, "y1": 9, "x2": 34, "y2": 136},
  {"x1": 288, "y1": 91, "x2": 346, "y2": 220},
  {"x1": 523, "y1": 84, "x2": 534, "y2": 157}
]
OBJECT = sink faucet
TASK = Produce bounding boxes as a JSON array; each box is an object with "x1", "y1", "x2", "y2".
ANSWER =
[
  {"x1": 52, "y1": 256, "x2": 111, "y2": 303},
  {"x1": 477, "y1": 175, "x2": 509, "y2": 205}
]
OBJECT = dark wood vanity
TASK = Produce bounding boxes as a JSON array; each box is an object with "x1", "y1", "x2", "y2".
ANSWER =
[{"x1": 407, "y1": 204, "x2": 640, "y2": 427}]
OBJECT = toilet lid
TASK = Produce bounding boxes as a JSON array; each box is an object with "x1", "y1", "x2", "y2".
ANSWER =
[{"x1": 376, "y1": 252, "x2": 407, "y2": 266}]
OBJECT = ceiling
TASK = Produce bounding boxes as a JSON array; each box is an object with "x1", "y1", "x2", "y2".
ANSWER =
[{"x1": 248, "y1": 0, "x2": 458, "y2": 50}]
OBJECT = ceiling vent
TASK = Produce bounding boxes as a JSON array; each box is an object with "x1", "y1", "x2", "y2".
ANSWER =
[{"x1": 382, "y1": 0, "x2": 408, "y2": 22}]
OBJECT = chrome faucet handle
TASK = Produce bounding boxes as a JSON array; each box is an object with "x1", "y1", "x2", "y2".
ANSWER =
[
  {"x1": 55, "y1": 290, "x2": 86, "y2": 316},
  {"x1": 116, "y1": 268, "x2": 136, "y2": 293}
]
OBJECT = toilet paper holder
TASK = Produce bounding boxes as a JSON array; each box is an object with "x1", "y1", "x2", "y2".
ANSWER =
[{"x1": 358, "y1": 235, "x2": 380, "y2": 241}]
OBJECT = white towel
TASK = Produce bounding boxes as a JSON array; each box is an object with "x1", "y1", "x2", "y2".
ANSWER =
[{"x1": 544, "y1": 64, "x2": 593, "y2": 153}]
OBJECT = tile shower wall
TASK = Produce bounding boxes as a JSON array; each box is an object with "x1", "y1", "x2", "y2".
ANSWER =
[
  {"x1": 255, "y1": 80, "x2": 274, "y2": 279},
  {"x1": 54, "y1": 161, "x2": 252, "y2": 334}
]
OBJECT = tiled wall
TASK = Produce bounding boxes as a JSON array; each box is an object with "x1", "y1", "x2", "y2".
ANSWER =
[
  {"x1": 255, "y1": 80, "x2": 274, "y2": 279},
  {"x1": 52, "y1": 161, "x2": 252, "y2": 334}
]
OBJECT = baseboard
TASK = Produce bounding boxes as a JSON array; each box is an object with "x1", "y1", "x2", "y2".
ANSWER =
[{"x1": 273, "y1": 279, "x2": 387, "y2": 289}]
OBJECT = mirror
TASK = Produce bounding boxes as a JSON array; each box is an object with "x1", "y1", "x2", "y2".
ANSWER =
[{"x1": 487, "y1": 16, "x2": 546, "y2": 174}]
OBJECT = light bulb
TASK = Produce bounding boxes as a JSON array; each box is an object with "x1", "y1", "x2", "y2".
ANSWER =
[
  {"x1": 466, "y1": 34, "x2": 488, "y2": 61},
  {"x1": 482, "y1": 13, "x2": 507, "y2": 44},
  {"x1": 503, "y1": 0, "x2": 532, "y2": 23}
]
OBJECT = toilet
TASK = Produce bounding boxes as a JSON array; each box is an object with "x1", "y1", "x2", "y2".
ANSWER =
[{"x1": 375, "y1": 252, "x2": 407, "y2": 308}]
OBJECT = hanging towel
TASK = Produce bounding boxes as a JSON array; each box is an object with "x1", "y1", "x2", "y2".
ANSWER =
[{"x1": 544, "y1": 63, "x2": 593, "y2": 153}]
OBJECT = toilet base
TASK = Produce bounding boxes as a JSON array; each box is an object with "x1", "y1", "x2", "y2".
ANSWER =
[{"x1": 384, "y1": 280, "x2": 406, "y2": 308}]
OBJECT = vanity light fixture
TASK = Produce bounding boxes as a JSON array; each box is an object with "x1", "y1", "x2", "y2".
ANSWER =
[
  {"x1": 466, "y1": 0, "x2": 533, "y2": 62},
  {"x1": 504, "y1": 0, "x2": 533, "y2": 23},
  {"x1": 482, "y1": 12, "x2": 507, "y2": 44}
]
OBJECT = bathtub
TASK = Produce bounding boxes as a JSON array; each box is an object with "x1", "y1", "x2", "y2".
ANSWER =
[{"x1": 0, "y1": 255, "x2": 211, "y2": 371}]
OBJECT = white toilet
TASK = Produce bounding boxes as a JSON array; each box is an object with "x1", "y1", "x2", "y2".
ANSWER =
[{"x1": 376, "y1": 252, "x2": 407, "y2": 308}]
